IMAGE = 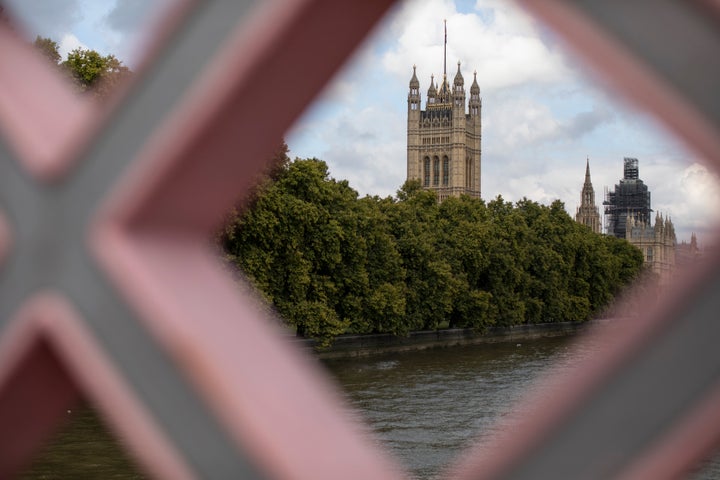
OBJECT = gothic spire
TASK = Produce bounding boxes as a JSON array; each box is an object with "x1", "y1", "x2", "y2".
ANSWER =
[
  {"x1": 584, "y1": 157, "x2": 592, "y2": 185},
  {"x1": 471, "y1": 71, "x2": 480, "y2": 94},
  {"x1": 576, "y1": 157, "x2": 601, "y2": 233},
  {"x1": 427, "y1": 74, "x2": 437, "y2": 102},
  {"x1": 409, "y1": 64, "x2": 419, "y2": 89},
  {"x1": 580, "y1": 158, "x2": 596, "y2": 208},
  {"x1": 454, "y1": 61, "x2": 464, "y2": 86}
]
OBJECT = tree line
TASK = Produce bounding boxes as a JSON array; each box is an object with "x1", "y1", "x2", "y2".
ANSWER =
[{"x1": 221, "y1": 145, "x2": 644, "y2": 347}]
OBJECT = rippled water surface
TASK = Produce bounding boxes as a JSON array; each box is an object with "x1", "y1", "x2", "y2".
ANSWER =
[
  {"x1": 19, "y1": 333, "x2": 720, "y2": 478},
  {"x1": 322, "y1": 336, "x2": 720, "y2": 480}
]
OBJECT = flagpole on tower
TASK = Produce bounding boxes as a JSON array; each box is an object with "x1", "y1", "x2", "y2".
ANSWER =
[{"x1": 443, "y1": 19, "x2": 447, "y2": 78}]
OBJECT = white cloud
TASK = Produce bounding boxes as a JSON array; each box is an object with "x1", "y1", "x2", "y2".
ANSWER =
[
  {"x1": 653, "y1": 162, "x2": 720, "y2": 240},
  {"x1": 293, "y1": 103, "x2": 406, "y2": 198},
  {"x1": 58, "y1": 33, "x2": 88, "y2": 59},
  {"x1": 382, "y1": 0, "x2": 572, "y2": 92},
  {"x1": 486, "y1": 96, "x2": 561, "y2": 148},
  {"x1": 564, "y1": 104, "x2": 616, "y2": 138}
]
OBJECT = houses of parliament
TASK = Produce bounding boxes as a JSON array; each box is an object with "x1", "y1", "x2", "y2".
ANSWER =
[
  {"x1": 576, "y1": 157, "x2": 700, "y2": 285},
  {"x1": 406, "y1": 24, "x2": 698, "y2": 284}
]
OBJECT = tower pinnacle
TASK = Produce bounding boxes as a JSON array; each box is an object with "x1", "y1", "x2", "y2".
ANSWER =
[{"x1": 585, "y1": 157, "x2": 591, "y2": 184}]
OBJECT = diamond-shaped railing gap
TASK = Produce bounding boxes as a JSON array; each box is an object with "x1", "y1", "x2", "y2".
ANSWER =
[
  {"x1": 0, "y1": 293, "x2": 199, "y2": 478},
  {"x1": 20, "y1": 402, "x2": 146, "y2": 479},
  {"x1": 0, "y1": 336, "x2": 80, "y2": 477}
]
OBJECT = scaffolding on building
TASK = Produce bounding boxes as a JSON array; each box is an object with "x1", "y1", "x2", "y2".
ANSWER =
[{"x1": 603, "y1": 157, "x2": 652, "y2": 238}]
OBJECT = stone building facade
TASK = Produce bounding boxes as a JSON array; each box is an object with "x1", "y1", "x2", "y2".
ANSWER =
[
  {"x1": 626, "y1": 212, "x2": 677, "y2": 286},
  {"x1": 407, "y1": 51, "x2": 481, "y2": 200},
  {"x1": 676, "y1": 233, "x2": 701, "y2": 269},
  {"x1": 575, "y1": 159, "x2": 602, "y2": 233}
]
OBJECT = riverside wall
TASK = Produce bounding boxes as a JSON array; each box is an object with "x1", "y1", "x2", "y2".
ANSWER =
[{"x1": 295, "y1": 320, "x2": 613, "y2": 359}]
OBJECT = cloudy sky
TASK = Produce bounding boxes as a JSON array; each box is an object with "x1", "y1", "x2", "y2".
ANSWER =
[{"x1": 5, "y1": 0, "x2": 720, "y2": 244}]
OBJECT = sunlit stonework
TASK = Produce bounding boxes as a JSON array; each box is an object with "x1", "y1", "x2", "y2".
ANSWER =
[
  {"x1": 626, "y1": 211, "x2": 677, "y2": 286},
  {"x1": 406, "y1": 24, "x2": 481, "y2": 201}
]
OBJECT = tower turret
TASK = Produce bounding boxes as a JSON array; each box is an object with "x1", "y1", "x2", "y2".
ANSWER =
[
  {"x1": 453, "y1": 62, "x2": 464, "y2": 88},
  {"x1": 665, "y1": 217, "x2": 675, "y2": 240},
  {"x1": 469, "y1": 70, "x2": 481, "y2": 117},
  {"x1": 453, "y1": 61, "x2": 465, "y2": 108},
  {"x1": 408, "y1": 65, "x2": 420, "y2": 113},
  {"x1": 427, "y1": 75, "x2": 437, "y2": 104}
]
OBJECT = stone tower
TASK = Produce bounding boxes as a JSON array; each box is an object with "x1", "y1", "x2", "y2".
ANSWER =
[
  {"x1": 604, "y1": 157, "x2": 652, "y2": 238},
  {"x1": 605, "y1": 156, "x2": 679, "y2": 286},
  {"x1": 406, "y1": 22, "x2": 481, "y2": 200},
  {"x1": 575, "y1": 158, "x2": 602, "y2": 233}
]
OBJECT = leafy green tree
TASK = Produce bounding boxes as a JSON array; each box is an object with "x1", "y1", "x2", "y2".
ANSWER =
[
  {"x1": 389, "y1": 182, "x2": 459, "y2": 332},
  {"x1": 62, "y1": 47, "x2": 130, "y2": 98},
  {"x1": 33, "y1": 36, "x2": 61, "y2": 64},
  {"x1": 436, "y1": 196, "x2": 492, "y2": 330},
  {"x1": 32, "y1": 37, "x2": 131, "y2": 99},
  {"x1": 350, "y1": 196, "x2": 406, "y2": 335},
  {"x1": 226, "y1": 158, "x2": 366, "y2": 346},
  {"x1": 223, "y1": 159, "x2": 645, "y2": 347}
]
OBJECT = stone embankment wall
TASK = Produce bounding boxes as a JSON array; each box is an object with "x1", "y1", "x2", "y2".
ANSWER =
[{"x1": 294, "y1": 320, "x2": 613, "y2": 359}]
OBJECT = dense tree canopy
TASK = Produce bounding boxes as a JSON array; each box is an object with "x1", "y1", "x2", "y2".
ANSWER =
[{"x1": 222, "y1": 152, "x2": 644, "y2": 347}]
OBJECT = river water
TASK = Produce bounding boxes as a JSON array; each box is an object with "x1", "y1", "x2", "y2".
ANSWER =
[
  {"x1": 22, "y1": 333, "x2": 720, "y2": 478},
  {"x1": 322, "y1": 335, "x2": 720, "y2": 480}
]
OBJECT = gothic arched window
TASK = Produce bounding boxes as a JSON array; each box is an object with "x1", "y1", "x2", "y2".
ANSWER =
[
  {"x1": 423, "y1": 157, "x2": 430, "y2": 186},
  {"x1": 465, "y1": 157, "x2": 472, "y2": 189},
  {"x1": 442, "y1": 156, "x2": 449, "y2": 186},
  {"x1": 433, "y1": 156, "x2": 440, "y2": 186}
]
